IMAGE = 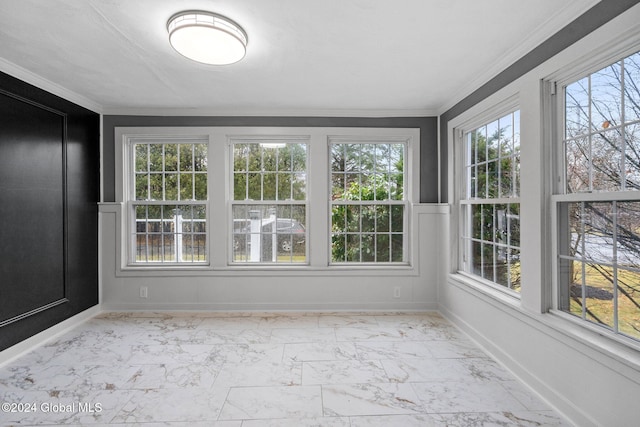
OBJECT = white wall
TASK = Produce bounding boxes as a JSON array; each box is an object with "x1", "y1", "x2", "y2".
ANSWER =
[
  {"x1": 100, "y1": 203, "x2": 445, "y2": 311},
  {"x1": 440, "y1": 281, "x2": 640, "y2": 426},
  {"x1": 440, "y1": 5, "x2": 640, "y2": 426}
]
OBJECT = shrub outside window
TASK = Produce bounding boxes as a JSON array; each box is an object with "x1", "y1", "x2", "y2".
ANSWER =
[{"x1": 330, "y1": 141, "x2": 407, "y2": 264}]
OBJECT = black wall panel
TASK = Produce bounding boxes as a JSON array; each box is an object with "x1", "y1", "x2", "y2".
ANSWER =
[
  {"x1": 0, "y1": 72, "x2": 99, "y2": 351},
  {"x1": 0, "y1": 94, "x2": 66, "y2": 323}
]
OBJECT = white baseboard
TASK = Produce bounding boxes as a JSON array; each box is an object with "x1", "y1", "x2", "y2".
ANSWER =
[
  {"x1": 0, "y1": 305, "x2": 102, "y2": 368},
  {"x1": 439, "y1": 303, "x2": 592, "y2": 427},
  {"x1": 100, "y1": 301, "x2": 439, "y2": 312}
]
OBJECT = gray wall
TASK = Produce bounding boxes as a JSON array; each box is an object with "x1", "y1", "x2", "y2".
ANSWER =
[
  {"x1": 439, "y1": 0, "x2": 640, "y2": 202},
  {"x1": 102, "y1": 116, "x2": 438, "y2": 203}
]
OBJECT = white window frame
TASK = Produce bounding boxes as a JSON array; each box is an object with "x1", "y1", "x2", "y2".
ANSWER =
[
  {"x1": 229, "y1": 136, "x2": 310, "y2": 265},
  {"x1": 549, "y1": 43, "x2": 640, "y2": 343},
  {"x1": 114, "y1": 127, "x2": 420, "y2": 273},
  {"x1": 328, "y1": 136, "x2": 410, "y2": 265},
  {"x1": 453, "y1": 97, "x2": 522, "y2": 296},
  {"x1": 123, "y1": 134, "x2": 210, "y2": 266}
]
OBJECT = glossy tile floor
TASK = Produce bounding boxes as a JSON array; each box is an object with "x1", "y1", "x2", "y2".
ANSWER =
[{"x1": 0, "y1": 312, "x2": 572, "y2": 426}]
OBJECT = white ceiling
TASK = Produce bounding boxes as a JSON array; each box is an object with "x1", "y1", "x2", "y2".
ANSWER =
[{"x1": 0, "y1": 0, "x2": 598, "y2": 116}]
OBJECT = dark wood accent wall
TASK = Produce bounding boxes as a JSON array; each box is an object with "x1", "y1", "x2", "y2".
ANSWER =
[{"x1": 0, "y1": 72, "x2": 99, "y2": 351}]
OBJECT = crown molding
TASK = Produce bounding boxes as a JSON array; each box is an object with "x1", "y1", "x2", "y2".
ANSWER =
[
  {"x1": 100, "y1": 106, "x2": 438, "y2": 118},
  {"x1": 436, "y1": 0, "x2": 600, "y2": 116},
  {"x1": 0, "y1": 57, "x2": 103, "y2": 113}
]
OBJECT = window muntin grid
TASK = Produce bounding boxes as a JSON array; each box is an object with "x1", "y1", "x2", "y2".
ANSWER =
[
  {"x1": 231, "y1": 203, "x2": 306, "y2": 263},
  {"x1": 134, "y1": 204, "x2": 207, "y2": 263},
  {"x1": 460, "y1": 111, "x2": 521, "y2": 292},
  {"x1": 557, "y1": 201, "x2": 640, "y2": 341},
  {"x1": 330, "y1": 142, "x2": 407, "y2": 264},
  {"x1": 233, "y1": 142, "x2": 307, "y2": 201},
  {"x1": 465, "y1": 112, "x2": 520, "y2": 200},
  {"x1": 231, "y1": 141, "x2": 308, "y2": 264},
  {"x1": 131, "y1": 141, "x2": 208, "y2": 264},
  {"x1": 557, "y1": 50, "x2": 640, "y2": 341},
  {"x1": 134, "y1": 143, "x2": 208, "y2": 201}
]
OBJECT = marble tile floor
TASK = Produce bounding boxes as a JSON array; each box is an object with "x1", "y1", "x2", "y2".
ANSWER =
[{"x1": 0, "y1": 311, "x2": 573, "y2": 426}]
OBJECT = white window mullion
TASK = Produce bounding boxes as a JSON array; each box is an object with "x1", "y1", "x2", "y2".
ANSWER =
[
  {"x1": 588, "y1": 76, "x2": 594, "y2": 192},
  {"x1": 612, "y1": 201, "x2": 619, "y2": 333},
  {"x1": 620, "y1": 59, "x2": 627, "y2": 192},
  {"x1": 580, "y1": 202, "x2": 587, "y2": 320}
]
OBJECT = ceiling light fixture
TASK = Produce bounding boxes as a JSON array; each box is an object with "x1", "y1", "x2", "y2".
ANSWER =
[{"x1": 167, "y1": 10, "x2": 247, "y2": 65}]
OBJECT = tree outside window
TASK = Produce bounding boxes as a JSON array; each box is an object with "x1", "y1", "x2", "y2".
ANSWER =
[
  {"x1": 330, "y1": 142, "x2": 406, "y2": 263},
  {"x1": 460, "y1": 111, "x2": 521, "y2": 292},
  {"x1": 558, "y1": 50, "x2": 640, "y2": 340},
  {"x1": 231, "y1": 141, "x2": 308, "y2": 263},
  {"x1": 132, "y1": 141, "x2": 208, "y2": 263}
]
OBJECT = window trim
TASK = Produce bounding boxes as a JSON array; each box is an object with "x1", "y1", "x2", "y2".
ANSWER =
[{"x1": 114, "y1": 126, "x2": 420, "y2": 274}]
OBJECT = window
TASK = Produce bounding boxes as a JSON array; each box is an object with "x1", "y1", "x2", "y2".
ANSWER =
[
  {"x1": 118, "y1": 127, "x2": 418, "y2": 270},
  {"x1": 330, "y1": 141, "x2": 407, "y2": 263},
  {"x1": 231, "y1": 140, "x2": 308, "y2": 263},
  {"x1": 130, "y1": 139, "x2": 208, "y2": 264},
  {"x1": 459, "y1": 111, "x2": 522, "y2": 292},
  {"x1": 555, "y1": 49, "x2": 640, "y2": 341}
]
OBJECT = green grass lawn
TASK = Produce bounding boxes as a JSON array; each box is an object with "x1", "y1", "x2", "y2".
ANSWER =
[{"x1": 570, "y1": 264, "x2": 640, "y2": 340}]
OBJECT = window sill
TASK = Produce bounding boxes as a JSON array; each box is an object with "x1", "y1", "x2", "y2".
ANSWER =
[
  {"x1": 545, "y1": 309, "x2": 640, "y2": 370},
  {"x1": 448, "y1": 272, "x2": 522, "y2": 306},
  {"x1": 116, "y1": 263, "x2": 418, "y2": 278}
]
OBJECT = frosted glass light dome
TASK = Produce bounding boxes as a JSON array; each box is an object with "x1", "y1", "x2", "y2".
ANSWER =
[{"x1": 167, "y1": 11, "x2": 247, "y2": 65}]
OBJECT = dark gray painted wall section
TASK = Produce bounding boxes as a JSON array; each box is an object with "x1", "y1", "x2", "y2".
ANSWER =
[
  {"x1": 103, "y1": 115, "x2": 438, "y2": 203},
  {"x1": 439, "y1": 0, "x2": 640, "y2": 202}
]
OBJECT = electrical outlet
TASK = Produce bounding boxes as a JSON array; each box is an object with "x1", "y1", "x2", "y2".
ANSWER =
[
  {"x1": 140, "y1": 286, "x2": 148, "y2": 298},
  {"x1": 393, "y1": 286, "x2": 400, "y2": 298}
]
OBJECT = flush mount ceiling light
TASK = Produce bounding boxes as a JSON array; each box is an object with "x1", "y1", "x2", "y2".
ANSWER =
[{"x1": 167, "y1": 10, "x2": 247, "y2": 65}]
